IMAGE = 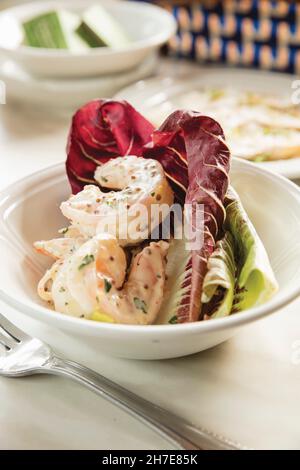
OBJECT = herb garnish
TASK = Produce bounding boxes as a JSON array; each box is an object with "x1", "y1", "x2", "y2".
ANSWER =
[
  {"x1": 104, "y1": 279, "x2": 112, "y2": 293},
  {"x1": 78, "y1": 254, "x2": 95, "y2": 270},
  {"x1": 59, "y1": 227, "x2": 68, "y2": 235},
  {"x1": 169, "y1": 315, "x2": 178, "y2": 324},
  {"x1": 59, "y1": 286, "x2": 66, "y2": 293},
  {"x1": 105, "y1": 200, "x2": 115, "y2": 207},
  {"x1": 134, "y1": 297, "x2": 148, "y2": 314},
  {"x1": 100, "y1": 176, "x2": 108, "y2": 183}
]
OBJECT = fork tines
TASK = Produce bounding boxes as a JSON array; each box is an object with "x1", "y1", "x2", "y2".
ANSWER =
[{"x1": 0, "y1": 313, "x2": 29, "y2": 350}]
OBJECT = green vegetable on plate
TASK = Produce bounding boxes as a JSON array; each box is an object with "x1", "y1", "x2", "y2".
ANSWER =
[
  {"x1": 22, "y1": 5, "x2": 131, "y2": 50},
  {"x1": 76, "y1": 5, "x2": 131, "y2": 48},
  {"x1": 23, "y1": 10, "x2": 88, "y2": 51}
]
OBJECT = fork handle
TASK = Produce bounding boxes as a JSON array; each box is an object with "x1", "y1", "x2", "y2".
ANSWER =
[{"x1": 44, "y1": 355, "x2": 238, "y2": 450}]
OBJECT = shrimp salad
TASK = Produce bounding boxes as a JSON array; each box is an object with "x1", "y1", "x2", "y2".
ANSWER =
[
  {"x1": 34, "y1": 101, "x2": 278, "y2": 325},
  {"x1": 35, "y1": 156, "x2": 173, "y2": 325}
]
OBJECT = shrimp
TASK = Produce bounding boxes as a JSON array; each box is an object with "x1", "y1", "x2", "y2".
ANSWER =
[
  {"x1": 46, "y1": 234, "x2": 169, "y2": 325},
  {"x1": 60, "y1": 156, "x2": 174, "y2": 245},
  {"x1": 37, "y1": 260, "x2": 63, "y2": 303},
  {"x1": 34, "y1": 235, "x2": 85, "y2": 306},
  {"x1": 34, "y1": 236, "x2": 85, "y2": 260}
]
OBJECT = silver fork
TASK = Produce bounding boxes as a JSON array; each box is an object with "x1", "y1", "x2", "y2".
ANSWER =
[{"x1": 0, "y1": 312, "x2": 241, "y2": 450}]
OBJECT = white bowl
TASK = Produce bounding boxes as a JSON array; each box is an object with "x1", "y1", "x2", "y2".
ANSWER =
[
  {"x1": 0, "y1": 53, "x2": 158, "y2": 112},
  {"x1": 1, "y1": 159, "x2": 300, "y2": 360},
  {"x1": 0, "y1": 0, "x2": 176, "y2": 78}
]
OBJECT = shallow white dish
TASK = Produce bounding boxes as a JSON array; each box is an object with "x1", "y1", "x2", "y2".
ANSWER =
[
  {"x1": 0, "y1": 53, "x2": 157, "y2": 111},
  {"x1": 1, "y1": 158, "x2": 300, "y2": 360},
  {"x1": 0, "y1": 0, "x2": 176, "y2": 78},
  {"x1": 115, "y1": 68, "x2": 300, "y2": 180}
]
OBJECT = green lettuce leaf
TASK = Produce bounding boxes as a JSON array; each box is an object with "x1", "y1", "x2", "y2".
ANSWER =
[
  {"x1": 155, "y1": 238, "x2": 192, "y2": 325},
  {"x1": 201, "y1": 232, "x2": 236, "y2": 319},
  {"x1": 200, "y1": 187, "x2": 278, "y2": 319},
  {"x1": 224, "y1": 188, "x2": 278, "y2": 311}
]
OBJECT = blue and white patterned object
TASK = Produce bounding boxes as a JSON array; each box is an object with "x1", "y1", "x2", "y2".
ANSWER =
[{"x1": 155, "y1": 0, "x2": 300, "y2": 74}]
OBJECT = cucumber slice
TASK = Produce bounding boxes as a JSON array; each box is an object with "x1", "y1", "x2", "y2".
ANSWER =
[
  {"x1": 23, "y1": 10, "x2": 88, "y2": 51},
  {"x1": 60, "y1": 11, "x2": 89, "y2": 52},
  {"x1": 76, "y1": 5, "x2": 131, "y2": 49},
  {"x1": 76, "y1": 22, "x2": 107, "y2": 48},
  {"x1": 23, "y1": 11, "x2": 66, "y2": 48}
]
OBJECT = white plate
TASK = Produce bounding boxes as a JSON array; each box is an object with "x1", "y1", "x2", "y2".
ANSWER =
[
  {"x1": 115, "y1": 68, "x2": 300, "y2": 180},
  {"x1": 0, "y1": 53, "x2": 157, "y2": 112},
  {"x1": 0, "y1": 0, "x2": 176, "y2": 78},
  {"x1": 1, "y1": 159, "x2": 300, "y2": 360}
]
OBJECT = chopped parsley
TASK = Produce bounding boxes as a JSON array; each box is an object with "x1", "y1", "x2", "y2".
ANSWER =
[
  {"x1": 105, "y1": 200, "x2": 115, "y2": 207},
  {"x1": 133, "y1": 297, "x2": 148, "y2": 314},
  {"x1": 59, "y1": 286, "x2": 66, "y2": 293},
  {"x1": 169, "y1": 315, "x2": 178, "y2": 324},
  {"x1": 78, "y1": 254, "x2": 95, "y2": 270},
  {"x1": 104, "y1": 279, "x2": 112, "y2": 293},
  {"x1": 100, "y1": 176, "x2": 108, "y2": 183}
]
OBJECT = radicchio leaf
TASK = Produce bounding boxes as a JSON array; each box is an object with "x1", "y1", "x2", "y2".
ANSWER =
[
  {"x1": 143, "y1": 110, "x2": 189, "y2": 205},
  {"x1": 66, "y1": 99, "x2": 155, "y2": 194},
  {"x1": 144, "y1": 110, "x2": 231, "y2": 322}
]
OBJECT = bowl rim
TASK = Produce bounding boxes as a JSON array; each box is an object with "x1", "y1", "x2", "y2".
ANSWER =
[
  {"x1": 1, "y1": 158, "x2": 300, "y2": 336},
  {"x1": 0, "y1": 0, "x2": 177, "y2": 57}
]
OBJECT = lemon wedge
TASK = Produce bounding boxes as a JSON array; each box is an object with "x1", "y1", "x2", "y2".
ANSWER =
[{"x1": 91, "y1": 311, "x2": 115, "y2": 323}]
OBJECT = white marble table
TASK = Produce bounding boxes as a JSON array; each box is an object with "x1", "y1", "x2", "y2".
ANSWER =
[{"x1": 1, "y1": 88, "x2": 300, "y2": 451}]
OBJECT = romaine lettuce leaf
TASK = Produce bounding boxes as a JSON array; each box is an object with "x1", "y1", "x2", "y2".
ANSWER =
[
  {"x1": 224, "y1": 187, "x2": 278, "y2": 311},
  {"x1": 155, "y1": 237, "x2": 191, "y2": 325},
  {"x1": 201, "y1": 232, "x2": 236, "y2": 319},
  {"x1": 201, "y1": 187, "x2": 278, "y2": 319}
]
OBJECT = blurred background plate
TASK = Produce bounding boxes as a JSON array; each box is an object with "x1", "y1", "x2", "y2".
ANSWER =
[
  {"x1": 115, "y1": 67, "x2": 300, "y2": 180},
  {"x1": 0, "y1": 52, "x2": 158, "y2": 112}
]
